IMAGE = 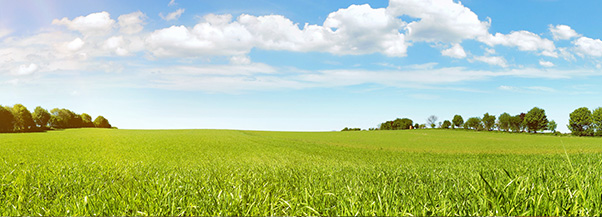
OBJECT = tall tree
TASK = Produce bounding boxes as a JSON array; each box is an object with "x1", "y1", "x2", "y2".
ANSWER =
[
  {"x1": 452, "y1": 115, "x2": 464, "y2": 129},
  {"x1": 592, "y1": 107, "x2": 602, "y2": 136},
  {"x1": 427, "y1": 115, "x2": 438, "y2": 129},
  {"x1": 482, "y1": 113, "x2": 496, "y2": 131},
  {"x1": 0, "y1": 106, "x2": 15, "y2": 132},
  {"x1": 568, "y1": 107, "x2": 593, "y2": 136},
  {"x1": 497, "y1": 112, "x2": 512, "y2": 132},
  {"x1": 94, "y1": 116, "x2": 112, "y2": 128},
  {"x1": 11, "y1": 104, "x2": 35, "y2": 132},
  {"x1": 32, "y1": 106, "x2": 51, "y2": 129},
  {"x1": 524, "y1": 107, "x2": 549, "y2": 133}
]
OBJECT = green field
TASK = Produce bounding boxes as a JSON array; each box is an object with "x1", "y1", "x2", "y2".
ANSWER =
[{"x1": 1, "y1": 129, "x2": 602, "y2": 216}]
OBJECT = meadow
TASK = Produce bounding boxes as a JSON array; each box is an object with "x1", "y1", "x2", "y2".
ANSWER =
[{"x1": 1, "y1": 129, "x2": 602, "y2": 216}]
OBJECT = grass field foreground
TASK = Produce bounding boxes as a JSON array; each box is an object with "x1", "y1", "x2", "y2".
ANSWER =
[{"x1": 1, "y1": 129, "x2": 602, "y2": 216}]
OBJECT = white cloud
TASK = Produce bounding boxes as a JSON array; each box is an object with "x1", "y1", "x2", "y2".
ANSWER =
[
  {"x1": 66, "y1": 37, "x2": 85, "y2": 51},
  {"x1": 147, "y1": 5, "x2": 408, "y2": 58},
  {"x1": 15, "y1": 63, "x2": 39, "y2": 75},
  {"x1": 441, "y1": 43, "x2": 467, "y2": 59},
  {"x1": 160, "y1": 9, "x2": 185, "y2": 21},
  {"x1": 480, "y1": 31, "x2": 557, "y2": 57},
  {"x1": 322, "y1": 4, "x2": 407, "y2": 56},
  {"x1": 387, "y1": 0, "x2": 490, "y2": 43},
  {"x1": 230, "y1": 55, "x2": 251, "y2": 65},
  {"x1": 549, "y1": 24, "x2": 579, "y2": 41},
  {"x1": 168, "y1": 0, "x2": 177, "y2": 6},
  {"x1": 473, "y1": 55, "x2": 508, "y2": 67},
  {"x1": 118, "y1": 11, "x2": 146, "y2": 34},
  {"x1": 573, "y1": 36, "x2": 602, "y2": 57},
  {"x1": 145, "y1": 16, "x2": 254, "y2": 57},
  {"x1": 52, "y1": 11, "x2": 115, "y2": 36},
  {"x1": 539, "y1": 60, "x2": 554, "y2": 67}
]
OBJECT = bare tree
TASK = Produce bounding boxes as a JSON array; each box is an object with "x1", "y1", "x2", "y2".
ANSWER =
[{"x1": 427, "y1": 115, "x2": 438, "y2": 128}]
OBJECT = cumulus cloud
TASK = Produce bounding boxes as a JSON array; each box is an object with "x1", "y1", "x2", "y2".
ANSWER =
[
  {"x1": 146, "y1": 15, "x2": 254, "y2": 57},
  {"x1": 52, "y1": 11, "x2": 115, "y2": 36},
  {"x1": 480, "y1": 31, "x2": 557, "y2": 57},
  {"x1": 147, "y1": 5, "x2": 408, "y2": 58},
  {"x1": 118, "y1": 11, "x2": 146, "y2": 34},
  {"x1": 160, "y1": 9, "x2": 185, "y2": 21},
  {"x1": 539, "y1": 60, "x2": 554, "y2": 67},
  {"x1": 441, "y1": 43, "x2": 467, "y2": 59},
  {"x1": 473, "y1": 55, "x2": 508, "y2": 67},
  {"x1": 572, "y1": 36, "x2": 602, "y2": 57},
  {"x1": 387, "y1": 0, "x2": 490, "y2": 43},
  {"x1": 168, "y1": 0, "x2": 177, "y2": 6},
  {"x1": 549, "y1": 24, "x2": 579, "y2": 41},
  {"x1": 322, "y1": 4, "x2": 407, "y2": 56}
]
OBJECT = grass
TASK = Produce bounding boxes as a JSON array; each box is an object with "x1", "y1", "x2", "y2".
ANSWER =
[{"x1": 1, "y1": 129, "x2": 602, "y2": 215}]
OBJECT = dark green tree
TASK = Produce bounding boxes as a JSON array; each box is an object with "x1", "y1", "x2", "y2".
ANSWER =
[
  {"x1": 94, "y1": 116, "x2": 112, "y2": 128},
  {"x1": 32, "y1": 106, "x2": 51, "y2": 129},
  {"x1": 11, "y1": 104, "x2": 35, "y2": 132},
  {"x1": 464, "y1": 117, "x2": 482, "y2": 131},
  {"x1": 452, "y1": 115, "x2": 464, "y2": 129},
  {"x1": 509, "y1": 115, "x2": 523, "y2": 133},
  {"x1": 568, "y1": 107, "x2": 593, "y2": 136},
  {"x1": 524, "y1": 107, "x2": 549, "y2": 133},
  {"x1": 0, "y1": 106, "x2": 15, "y2": 132},
  {"x1": 482, "y1": 113, "x2": 496, "y2": 131},
  {"x1": 441, "y1": 120, "x2": 452, "y2": 129}
]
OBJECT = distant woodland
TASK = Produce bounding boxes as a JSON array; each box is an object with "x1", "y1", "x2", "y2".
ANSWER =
[{"x1": 0, "y1": 104, "x2": 112, "y2": 133}]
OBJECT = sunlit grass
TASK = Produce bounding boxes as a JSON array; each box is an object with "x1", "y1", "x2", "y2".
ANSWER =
[{"x1": 1, "y1": 129, "x2": 601, "y2": 215}]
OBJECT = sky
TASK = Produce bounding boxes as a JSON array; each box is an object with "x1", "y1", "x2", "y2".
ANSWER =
[{"x1": 2, "y1": 0, "x2": 602, "y2": 132}]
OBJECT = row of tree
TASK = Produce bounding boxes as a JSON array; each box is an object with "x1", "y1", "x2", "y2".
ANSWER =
[
  {"x1": 448, "y1": 107, "x2": 554, "y2": 133},
  {"x1": 0, "y1": 104, "x2": 112, "y2": 133},
  {"x1": 568, "y1": 107, "x2": 602, "y2": 136},
  {"x1": 376, "y1": 107, "x2": 555, "y2": 134}
]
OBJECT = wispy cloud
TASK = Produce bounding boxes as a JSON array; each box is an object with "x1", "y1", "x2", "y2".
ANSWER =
[{"x1": 160, "y1": 9, "x2": 185, "y2": 21}]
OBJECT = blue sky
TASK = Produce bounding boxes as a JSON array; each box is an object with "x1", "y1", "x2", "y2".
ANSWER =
[{"x1": 2, "y1": 0, "x2": 602, "y2": 132}]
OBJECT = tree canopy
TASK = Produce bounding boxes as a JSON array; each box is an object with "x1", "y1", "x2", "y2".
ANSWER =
[
  {"x1": 0, "y1": 104, "x2": 113, "y2": 133},
  {"x1": 94, "y1": 116, "x2": 112, "y2": 128},
  {"x1": 464, "y1": 117, "x2": 482, "y2": 131},
  {"x1": 482, "y1": 113, "x2": 496, "y2": 131},
  {"x1": 33, "y1": 106, "x2": 51, "y2": 129},
  {"x1": 524, "y1": 107, "x2": 548, "y2": 133},
  {"x1": 568, "y1": 107, "x2": 593, "y2": 136},
  {"x1": 497, "y1": 112, "x2": 511, "y2": 132},
  {"x1": 0, "y1": 106, "x2": 15, "y2": 133},
  {"x1": 452, "y1": 115, "x2": 464, "y2": 129}
]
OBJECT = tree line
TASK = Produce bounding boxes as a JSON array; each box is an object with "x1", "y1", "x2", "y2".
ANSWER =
[
  {"x1": 0, "y1": 104, "x2": 112, "y2": 133},
  {"x1": 568, "y1": 107, "x2": 602, "y2": 136},
  {"x1": 361, "y1": 106, "x2": 602, "y2": 137}
]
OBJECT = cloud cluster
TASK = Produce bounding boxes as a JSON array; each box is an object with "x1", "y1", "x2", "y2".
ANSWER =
[{"x1": 5, "y1": 0, "x2": 602, "y2": 93}]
